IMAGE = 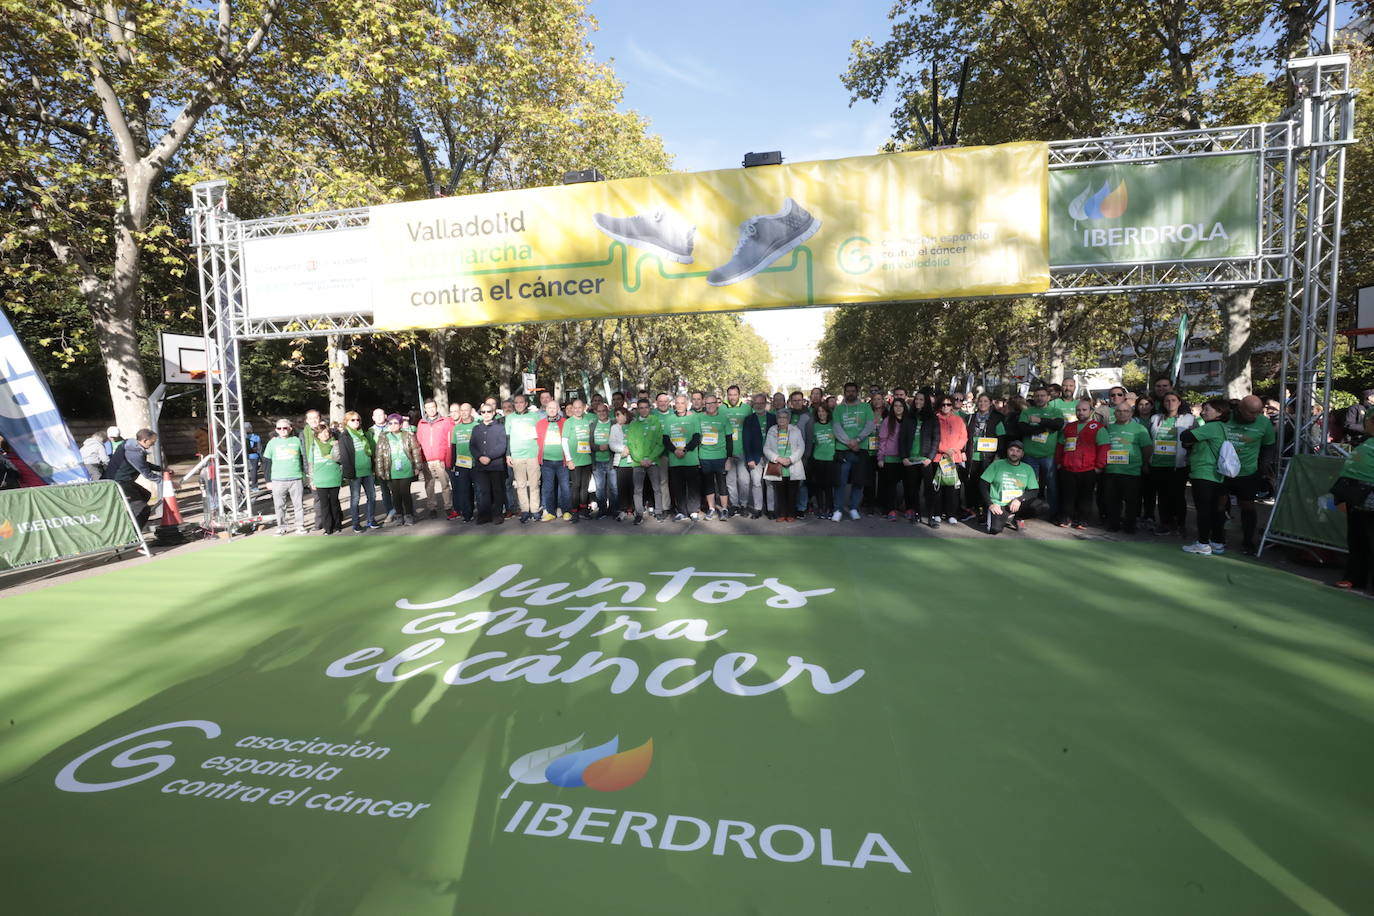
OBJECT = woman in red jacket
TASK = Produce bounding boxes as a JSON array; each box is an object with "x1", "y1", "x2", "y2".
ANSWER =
[
  {"x1": 1055, "y1": 399, "x2": 1108, "y2": 529},
  {"x1": 928, "y1": 396, "x2": 969, "y2": 525}
]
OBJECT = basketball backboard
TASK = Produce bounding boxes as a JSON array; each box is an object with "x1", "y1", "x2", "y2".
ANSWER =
[{"x1": 160, "y1": 331, "x2": 207, "y2": 384}]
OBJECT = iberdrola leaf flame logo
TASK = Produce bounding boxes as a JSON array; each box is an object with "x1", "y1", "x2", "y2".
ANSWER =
[
  {"x1": 582, "y1": 738, "x2": 654, "y2": 792},
  {"x1": 0, "y1": 520, "x2": 13, "y2": 539},
  {"x1": 500, "y1": 733, "x2": 584, "y2": 800},
  {"x1": 545, "y1": 737, "x2": 619, "y2": 788}
]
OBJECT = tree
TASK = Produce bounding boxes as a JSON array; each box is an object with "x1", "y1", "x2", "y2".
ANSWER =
[
  {"x1": 1, "y1": 0, "x2": 284, "y2": 433},
  {"x1": 841, "y1": 0, "x2": 1300, "y2": 396}
]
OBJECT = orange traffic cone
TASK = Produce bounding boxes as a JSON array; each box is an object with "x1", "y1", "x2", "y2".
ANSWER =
[{"x1": 159, "y1": 471, "x2": 184, "y2": 525}]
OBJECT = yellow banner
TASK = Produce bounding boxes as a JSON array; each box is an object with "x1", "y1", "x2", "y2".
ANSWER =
[{"x1": 369, "y1": 141, "x2": 1048, "y2": 330}]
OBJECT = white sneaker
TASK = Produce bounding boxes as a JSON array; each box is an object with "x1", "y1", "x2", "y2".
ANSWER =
[
  {"x1": 831, "y1": 510, "x2": 842, "y2": 522},
  {"x1": 1209, "y1": 542, "x2": 1226, "y2": 555},
  {"x1": 592, "y1": 207, "x2": 696, "y2": 263},
  {"x1": 849, "y1": 509, "x2": 860, "y2": 520},
  {"x1": 1182, "y1": 542, "x2": 1213, "y2": 555},
  {"x1": 689, "y1": 512, "x2": 701, "y2": 520},
  {"x1": 274, "y1": 528, "x2": 288, "y2": 537},
  {"x1": 947, "y1": 516, "x2": 959, "y2": 525}
]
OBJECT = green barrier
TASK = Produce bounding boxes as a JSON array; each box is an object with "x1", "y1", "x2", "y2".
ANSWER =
[
  {"x1": 0, "y1": 480, "x2": 145, "y2": 572},
  {"x1": 1263, "y1": 454, "x2": 1348, "y2": 552}
]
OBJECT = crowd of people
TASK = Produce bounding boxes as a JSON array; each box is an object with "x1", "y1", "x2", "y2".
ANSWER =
[{"x1": 239, "y1": 375, "x2": 1291, "y2": 556}]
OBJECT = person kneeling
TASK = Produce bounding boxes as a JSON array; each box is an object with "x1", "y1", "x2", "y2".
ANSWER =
[{"x1": 979, "y1": 441, "x2": 1044, "y2": 534}]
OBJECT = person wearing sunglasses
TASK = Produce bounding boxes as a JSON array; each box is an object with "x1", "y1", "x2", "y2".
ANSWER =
[
  {"x1": 469, "y1": 403, "x2": 509, "y2": 524},
  {"x1": 263, "y1": 419, "x2": 307, "y2": 535},
  {"x1": 372, "y1": 413, "x2": 428, "y2": 526},
  {"x1": 338, "y1": 410, "x2": 382, "y2": 531},
  {"x1": 929, "y1": 397, "x2": 969, "y2": 526}
]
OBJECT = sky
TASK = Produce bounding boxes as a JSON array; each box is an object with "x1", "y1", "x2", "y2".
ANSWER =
[{"x1": 585, "y1": 0, "x2": 901, "y2": 359}]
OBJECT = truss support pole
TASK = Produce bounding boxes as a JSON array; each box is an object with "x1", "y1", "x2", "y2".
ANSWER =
[
  {"x1": 191, "y1": 181, "x2": 253, "y2": 531},
  {"x1": 1278, "y1": 54, "x2": 1356, "y2": 464}
]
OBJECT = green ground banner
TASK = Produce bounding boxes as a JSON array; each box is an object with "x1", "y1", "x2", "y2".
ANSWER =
[
  {"x1": 0, "y1": 481, "x2": 142, "y2": 571},
  {"x1": 1267, "y1": 454, "x2": 1349, "y2": 550},
  {"x1": 1050, "y1": 154, "x2": 1259, "y2": 265},
  {"x1": 2, "y1": 535, "x2": 1372, "y2": 914}
]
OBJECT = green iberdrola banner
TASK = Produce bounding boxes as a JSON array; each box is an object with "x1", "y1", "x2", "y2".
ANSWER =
[
  {"x1": 0, "y1": 480, "x2": 141, "y2": 571},
  {"x1": 1050, "y1": 154, "x2": 1259, "y2": 265}
]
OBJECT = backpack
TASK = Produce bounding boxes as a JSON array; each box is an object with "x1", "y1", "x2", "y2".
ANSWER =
[{"x1": 1217, "y1": 440, "x2": 1241, "y2": 478}]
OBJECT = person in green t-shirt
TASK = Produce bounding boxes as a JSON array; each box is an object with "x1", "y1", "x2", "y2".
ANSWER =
[
  {"x1": 1014, "y1": 386, "x2": 1065, "y2": 520},
  {"x1": 503, "y1": 394, "x2": 541, "y2": 521},
  {"x1": 563, "y1": 399, "x2": 595, "y2": 520},
  {"x1": 306, "y1": 423, "x2": 344, "y2": 533},
  {"x1": 589, "y1": 401, "x2": 617, "y2": 518},
  {"x1": 808, "y1": 403, "x2": 837, "y2": 519},
  {"x1": 1180, "y1": 398, "x2": 1232, "y2": 554},
  {"x1": 374, "y1": 413, "x2": 427, "y2": 526},
  {"x1": 1221, "y1": 394, "x2": 1277, "y2": 554},
  {"x1": 697, "y1": 394, "x2": 733, "y2": 519},
  {"x1": 1096, "y1": 403, "x2": 1154, "y2": 533},
  {"x1": 663, "y1": 395, "x2": 703, "y2": 521},
  {"x1": 448, "y1": 402, "x2": 479, "y2": 522},
  {"x1": 263, "y1": 419, "x2": 307, "y2": 534},
  {"x1": 833, "y1": 382, "x2": 877, "y2": 519},
  {"x1": 720, "y1": 384, "x2": 753, "y2": 512},
  {"x1": 338, "y1": 411, "x2": 381, "y2": 531},
  {"x1": 979, "y1": 441, "x2": 1040, "y2": 534}
]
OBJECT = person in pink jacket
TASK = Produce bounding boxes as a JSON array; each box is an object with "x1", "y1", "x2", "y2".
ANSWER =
[
  {"x1": 877, "y1": 397, "x2": 908, "y2": 519},
  {"x1": 414, "y1": 399, "x2": 455, "y2": 519},
  {"x1": 929, "y1": 396, "x2": 969, "y2": 525}
]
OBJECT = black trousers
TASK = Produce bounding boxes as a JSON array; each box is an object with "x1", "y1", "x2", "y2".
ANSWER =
[
  {"x1": 985, "y1": 496, "x2": 1048, "y2": 534},
  {"x1": 668, "y1": 466, "x2": 700, "y2": 515},
  {"x1": 475, "y1": 467, "x2": 506, "y2": 521},
  {"x1": 616, "y1": 466, "x2": 636, "y2": 513},
  {"x1": 1223, "y1": 473, "x2": 1262, "y2": 550},
  {"x1": 1192, "y1": 478, "x2": 1227, "y2": 544},
  {"x1": 1343, "y1": 510, "x2": 1374, "y2": 587},
  {"x1": 570, "y1": 464, "x2": 592, "y2": 511},
  {"x1": 387, "y1": 477, "x2": 415, "y2": 518},
  {"x1": 1101, "y1": 473, "x2": 1142, "y2": 531},
  {"x1": 925, "y1": 465, "x2": 960, "y2": 518},
  {"x1": 879, "y1": 462, "x2": 904, "y2": 513},
  {"x1": 1153, "y1": 466, "x2": 1188, "y2": 532},
  {"x1": 1058, "y1": 469, "x2": 1097, "y2": 525},
  {"x1": 314, "y1": 486, "x2": 342, "y2": 532},
  {"x1": 809, "y1": 459, "x2": 835, "y2": 515},
  {"x1": 771, "y1": 478, "x2": 798, "y2": 517},
  {"x1": 902, "y1": 463, "x2": 927, "y2": 517}
]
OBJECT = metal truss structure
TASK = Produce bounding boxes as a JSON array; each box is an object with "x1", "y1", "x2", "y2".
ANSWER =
[{"x1": 190, "y1": 60, "x2": 1355, "y2": 529}]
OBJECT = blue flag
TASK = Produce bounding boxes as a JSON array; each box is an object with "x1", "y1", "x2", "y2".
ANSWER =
[{"x1": 0, "y1": 308, "x2": 89, "y2": 484}]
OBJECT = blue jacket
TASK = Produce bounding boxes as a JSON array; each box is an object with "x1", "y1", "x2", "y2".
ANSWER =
[
  {"x1": 469, "y1": 421, "x2": 508, "y2": 472},
  {"x1": 740, "y1": 411, "x2": 776, "y2": 464}
]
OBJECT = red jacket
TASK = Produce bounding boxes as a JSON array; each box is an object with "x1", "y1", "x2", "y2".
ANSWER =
[
  {"x1": 535, "y1": 417, "x2": 568, "y2": 463},
  {"x1": 414, "y1": 416, "x2": 455, "y2": 463},
  {"x1": 1056, "y1": 419, "x2": 1108, "y2": 472}
]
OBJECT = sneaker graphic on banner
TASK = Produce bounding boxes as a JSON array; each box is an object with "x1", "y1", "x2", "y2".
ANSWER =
[
  {"x1": 707, "y1": 198, "x2": 821, "y2": 287},
  {"x1": 592, "y1": 208, "x2": 696, "y2": 263}
]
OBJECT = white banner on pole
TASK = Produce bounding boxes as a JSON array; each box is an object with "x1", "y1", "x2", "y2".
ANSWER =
[{"x1": 242, "y1": 228, "x2": 374, "y2": 320}]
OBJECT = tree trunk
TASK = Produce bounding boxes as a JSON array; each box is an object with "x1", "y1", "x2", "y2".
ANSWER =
[
  {"x1": 498, "y1": 333, "x2": 515, "y2": 400},
  {"x1": 1219, "y1": 288, "x2": 1254, "y2": 397},
  {"x1": 428, "y1": 329, "x2": 451, "y2": 410},
  {"x1": 88, "y1": 228, "x2": 151, "y2": 434},
  {"x1": 1046, "y1": 299, "x2": 1067, "y2": 383},
  {"x1": 326, "y1": 335, "x2": 346, "y2": 424}
]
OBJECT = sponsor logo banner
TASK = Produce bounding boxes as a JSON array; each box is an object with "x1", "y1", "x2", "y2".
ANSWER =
[
  {"x1": 369, "y1": 142, "x2": 1049, "y2": 329},
  {"x1": 0, "y1": 480, "x2": 141, "y2": 570},
  {"x1": 1049, "y1": 153, "x2": 1259, "y2": 265}
]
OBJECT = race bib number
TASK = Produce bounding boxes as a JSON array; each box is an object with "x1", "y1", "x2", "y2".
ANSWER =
[
  {"x1": 455, "y1": 454, "x2": 473, "y2": 468},
  {"x1": 702, "y1": 431, "x2": 719, "y2": 446},
  {"x1": 1154, "y1": 442, "x2": 1177, "y2": 456},
  {"x1": 1002, "y1": 487, "x2": 1023, "y2": 502},
  {"x1": 1030, "y1": 431, "x2": 1049, "y2": 444},
  {"x1": 976, "y1": 437, "x2": 998, "y2": 453},
  {"x1": 671, "y1": 436, "x2": 686, "y2": 449},
  {"x1": 576, "y1": 440, "x2": 591, "y2": 454},
  {"x1": 867, "y1": 436, "x2": 878, "y2": 450},
  {"x1": 1107, "y1": 449, "x2": 1130, "y2": 465},
  {"x1": 1064, "y1": 437, "x2": 1078, "y2": 452}
]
